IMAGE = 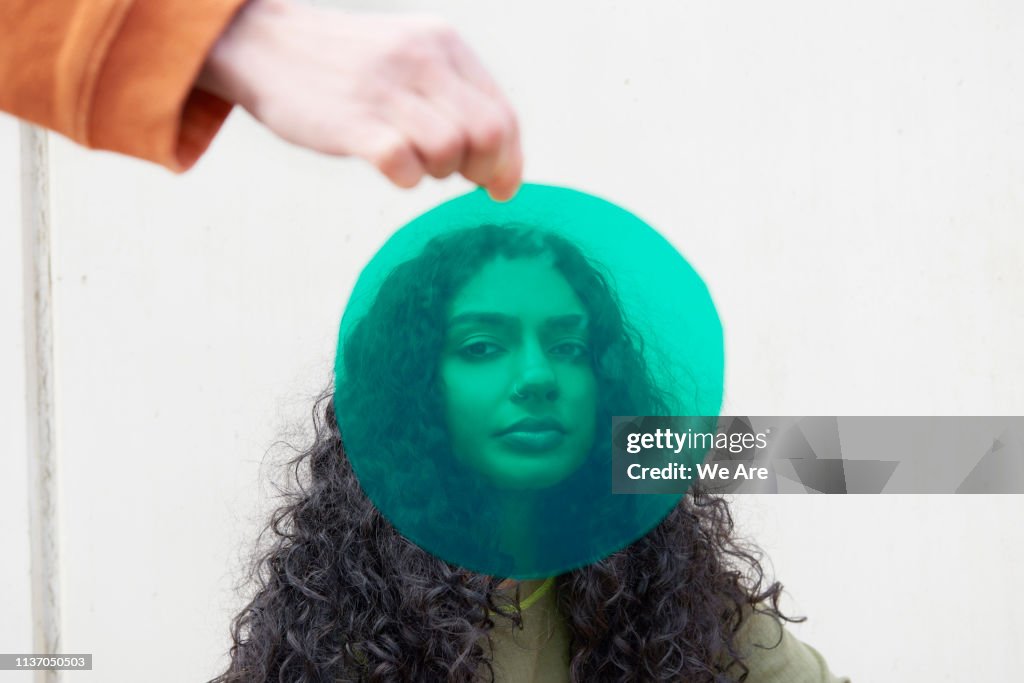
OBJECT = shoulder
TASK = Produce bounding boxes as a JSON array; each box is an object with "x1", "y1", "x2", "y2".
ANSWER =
[{"x1": 726, "y1": 607, "x2": 851, "y2": 683}]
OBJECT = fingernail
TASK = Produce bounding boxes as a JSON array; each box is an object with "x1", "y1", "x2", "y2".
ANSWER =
[{"x1": 487, "y1": 180, "x2": 519, "y2": 202}]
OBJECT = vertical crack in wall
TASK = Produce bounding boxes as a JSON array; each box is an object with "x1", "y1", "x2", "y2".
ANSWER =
[{"x1": 21, "y1": 123, "x2": 60, "y2": 683}]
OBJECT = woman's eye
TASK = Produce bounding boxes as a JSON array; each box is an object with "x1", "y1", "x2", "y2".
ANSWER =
[
  {"x1": 551, "y1": 341, "x2": 589, "y2": 360},
  {"x1": 459, "y1": 341, "x2": 503, "y2": 359}
]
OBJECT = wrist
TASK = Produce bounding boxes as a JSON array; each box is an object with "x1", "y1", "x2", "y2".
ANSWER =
[{"x1": 195, "y1": 0, "x2": 297, "y2": 109}]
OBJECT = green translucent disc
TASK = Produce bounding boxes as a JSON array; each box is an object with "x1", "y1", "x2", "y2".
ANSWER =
[{"x1": 334, "y1": 183, "x2": 723, "y2": 579}]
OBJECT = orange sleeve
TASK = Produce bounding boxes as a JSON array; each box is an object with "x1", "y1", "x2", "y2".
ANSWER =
[{"x1": 0, "y1": 0, "x2": 248, "y2": 172}]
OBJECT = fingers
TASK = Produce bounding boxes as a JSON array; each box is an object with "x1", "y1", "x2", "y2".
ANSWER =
[
  {"x1": 351, "y1": 125, "x2": 426, "y2": 189},
  {"x1": 378, "y1": 57, "x2": 523, "y2": 198},
  {"x1": 445, "y1": 39, "x2": 523, "y2": 200},
  {"x1": 220, "y1": 6, "x2": 523, "y2": 196},
  {"x1": 356, "y1": 22, "x2": 522, "y2": 197},
  {"x1": 386, "y1": 92, "x2": 466, "y2": 180},
  {"x1": 486, "y1": 115, "x2": 522, "y2": 201},
  {"x1": 416, "y1": 66, "x2": 509, "y2": 191}
]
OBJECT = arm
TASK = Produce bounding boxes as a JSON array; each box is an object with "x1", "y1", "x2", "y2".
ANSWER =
[
  {"x1": 0, "y1": 0, "x2": 523, "y2": 197},
  {"x1": 196, "y1": 0, "x2": 523, "y2": 198},
  {"x1": 0, "y1": 0, "x2": 244, "y2": 171}
]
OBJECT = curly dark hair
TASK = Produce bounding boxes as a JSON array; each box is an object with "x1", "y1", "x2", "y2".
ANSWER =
[{"x1": 211, "y1": 225, "x2": 796, "y2": 682}]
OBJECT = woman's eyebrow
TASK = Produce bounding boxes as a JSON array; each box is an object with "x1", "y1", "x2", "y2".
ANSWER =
[
  {"x1": 447, "y1": 312, "x2": 517, "y2": 329},
  {"x1": 544, "y1": 314, "x2": 588, "y2": 331},
  {"x1": 447, "y1": 312, "x2": 589, "y2": 331}
]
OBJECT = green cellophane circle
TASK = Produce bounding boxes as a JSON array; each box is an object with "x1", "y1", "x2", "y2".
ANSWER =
[{"x1": 335, "y1": 183, "x2": 723, "y2": 579}]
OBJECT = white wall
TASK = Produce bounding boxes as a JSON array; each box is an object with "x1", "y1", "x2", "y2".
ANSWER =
[{"x1": 3, "y1": 0, "x2": 1023, "y2": 681}]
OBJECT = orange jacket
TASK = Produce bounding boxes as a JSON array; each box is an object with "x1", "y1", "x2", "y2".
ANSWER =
[{"x1": 0, "y1": 0, "x2": 247, "y2": 171}]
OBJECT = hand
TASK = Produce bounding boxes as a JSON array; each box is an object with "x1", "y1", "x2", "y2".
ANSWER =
[{"x1": 197, "y1": 0, "x2": 522, "y2": 200}]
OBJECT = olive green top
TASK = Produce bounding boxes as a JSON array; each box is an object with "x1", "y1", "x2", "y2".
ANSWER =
[{"x1": 485, "y1": 578, "x2": 850, "y2": 682}]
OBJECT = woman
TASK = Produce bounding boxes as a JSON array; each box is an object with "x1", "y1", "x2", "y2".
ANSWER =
[{"x1": 211, "y1": 225, "x2": 847, "y2": 682}]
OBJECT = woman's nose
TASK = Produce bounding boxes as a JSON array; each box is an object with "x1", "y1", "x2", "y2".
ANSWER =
[{"x1": 512, "y1": 344, "x2": 559, "y2": 402}]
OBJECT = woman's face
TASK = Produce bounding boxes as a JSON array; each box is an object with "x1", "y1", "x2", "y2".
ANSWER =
[{"x1": 440, "y1": 256, "x2": 598, "y2": 491}]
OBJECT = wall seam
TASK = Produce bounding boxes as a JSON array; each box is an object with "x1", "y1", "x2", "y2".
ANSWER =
[{"x1": 21, "y1": 123, "x2": 60, "y2": 683}]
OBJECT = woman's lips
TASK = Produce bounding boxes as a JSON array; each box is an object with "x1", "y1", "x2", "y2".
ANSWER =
[
  {"x1": 496, "y1": 416, "x2": 565, "y2": 435},
  {"x1": 495, "y1": 429, "x2": 566, "y2": 453}
]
